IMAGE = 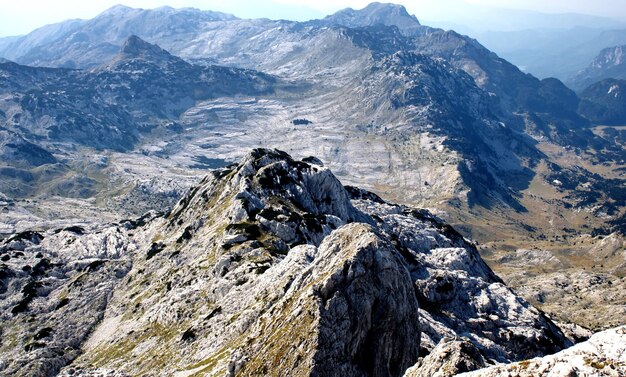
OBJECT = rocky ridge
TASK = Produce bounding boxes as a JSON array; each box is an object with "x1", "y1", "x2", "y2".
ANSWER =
[{"x1": 1, "y1": 149, "x2": 569, "y2": 376}]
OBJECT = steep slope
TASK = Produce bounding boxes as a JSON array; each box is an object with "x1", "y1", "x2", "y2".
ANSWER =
[
  {"x1": 570, "y1": 45, "x2": 626, "y2": 92},
  {"x1": 409, "y1": 29, "x2": 596, "y2": 148},
  {"x1": 335, "y1": 49, "x2": 540, "y2": 210},
  {"x1": 0, "y1": 149, "x2": 569, "y2": 377}
]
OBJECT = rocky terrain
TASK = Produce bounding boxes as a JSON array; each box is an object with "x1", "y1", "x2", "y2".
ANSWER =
[
  {"x1": 0, "y1": 35, "x2": 275, "y2": 231},
  {"x1": 0, "y1": 35, "x2": 274, "y2": 152},
  {"x1": 0, "y1": 2, "x2": 624, "y2": 371},
  {"x1": 0, "y1": 149, "x2": 571, "y2": 376},
  {"x1": 460, "y1": 326, "x2": 626, "y2": 377},
  {"x1": 1, "y1": 5, "x2": 621, "y2": 230}
]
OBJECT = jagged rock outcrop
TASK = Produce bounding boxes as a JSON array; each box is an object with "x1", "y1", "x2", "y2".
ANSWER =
[
  {"x1": 0, "y1": 225, "x2": 136, "y2": 376},
  {"x1": 1, "y1": 149, "x2": 571, "y2": 376},
  {"x1": 459, "y1": 326, "x2": 626, "y2": 377},
  {"x1": 404, "y1": 337, "x2": 486, "y2": 377}
]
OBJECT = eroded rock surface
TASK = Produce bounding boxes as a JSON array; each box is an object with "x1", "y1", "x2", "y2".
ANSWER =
[{"x1": 460, "y1": 326, "x2": 626, "y2": 377}]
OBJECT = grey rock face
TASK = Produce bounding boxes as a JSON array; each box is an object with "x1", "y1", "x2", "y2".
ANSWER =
[
  {"x1": 570, "y1": 45, "x2": 626, "y2": 91},
  {"x1": 404, "y1": 337, "x2": 486, "y2": 377},
  {"x1": 0, "y1": 148, "x2": 572, "y2": 376},
  {"x1": 459, "y1": 326, "x2": 626, "y2": 377},
  {"x1": 310, "y1": 224, "x2": 421, "y2": 377},
  {"x1": 353, "y1": 199, "x2": 569, "y2": 364},
  {"x1": 235, "y1": 223, "x2": 421, "y2": 377},
  {"x1": 0, "y1": 225, "x2": 135, "y2": 376}
]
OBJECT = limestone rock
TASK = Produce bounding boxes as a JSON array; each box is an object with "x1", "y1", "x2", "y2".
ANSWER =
[
  {"x1": 459, "y1": 326, "x2": 626, "y2": 377},
  {"x1": 404, "y1": 337, "x2": 486, "y2": 377}
]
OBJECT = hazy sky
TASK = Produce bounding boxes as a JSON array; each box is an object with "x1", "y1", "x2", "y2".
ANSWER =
[{"x1": 1, "y1": 0, "x2": 625, "y2": 37}]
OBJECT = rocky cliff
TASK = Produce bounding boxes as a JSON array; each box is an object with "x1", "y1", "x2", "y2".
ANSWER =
[{"x1": 570, "y1": 45, "x2": 626, "y2": 91}]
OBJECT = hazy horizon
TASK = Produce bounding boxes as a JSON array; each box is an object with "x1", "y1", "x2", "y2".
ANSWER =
[{"x1": 1, "y1": 0, "x2": 626, "y2": 37}]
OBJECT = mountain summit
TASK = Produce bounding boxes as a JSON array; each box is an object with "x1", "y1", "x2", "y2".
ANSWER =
[
  {"x1": 105, "y1": 34, "x2": 188, "y2": 71},
  {"x1": 119, "y1": 34, "x2": 173, "y2": 61},
  {"x1": 321, "y1": 2, "x2": 422, "y2": 35}
]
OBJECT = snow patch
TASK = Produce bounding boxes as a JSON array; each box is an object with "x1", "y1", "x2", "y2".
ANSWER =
[{"x1": 608, "y1": 84, "x2": 620, "y2": 97}]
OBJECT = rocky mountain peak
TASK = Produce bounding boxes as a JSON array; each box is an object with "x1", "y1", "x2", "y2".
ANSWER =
[
  {"x1": 361, "y1": 2, "x2": 415, "y2": 19},
  {"x1": 592, "y1": 44, "x2": 626, "y2": 69},
  {"x1": 322, "y1": 2, "x2": 422, "y2": 35},
  {"x1": 101, "y1": 34, "x2": 191, "y2": 72},
  {"x1": 98, "y1": 4, "x2": 134, "y2": 16},
  {"x1": 166, "y1": 148, "x2": 363, "y2": 250},
  {"x1": 569, "y1": 44, "x2": 626, "y2": 90},
  {"x1": 119, "y1": 34, "x2": 172, "y2": 61}
]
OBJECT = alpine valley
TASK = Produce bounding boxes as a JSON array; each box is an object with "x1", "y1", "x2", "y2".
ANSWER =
[{"x1": 0, "y1": 3, "x2": 624, "y2": 377}]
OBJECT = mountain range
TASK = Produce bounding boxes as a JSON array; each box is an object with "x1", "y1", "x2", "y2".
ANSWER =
[
  {"x1": 473, "y1": 27, "x2": 626, "y2": 82},
  {"x1": 0, "y1": 3, "x2": 625, "y2": 376}
]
